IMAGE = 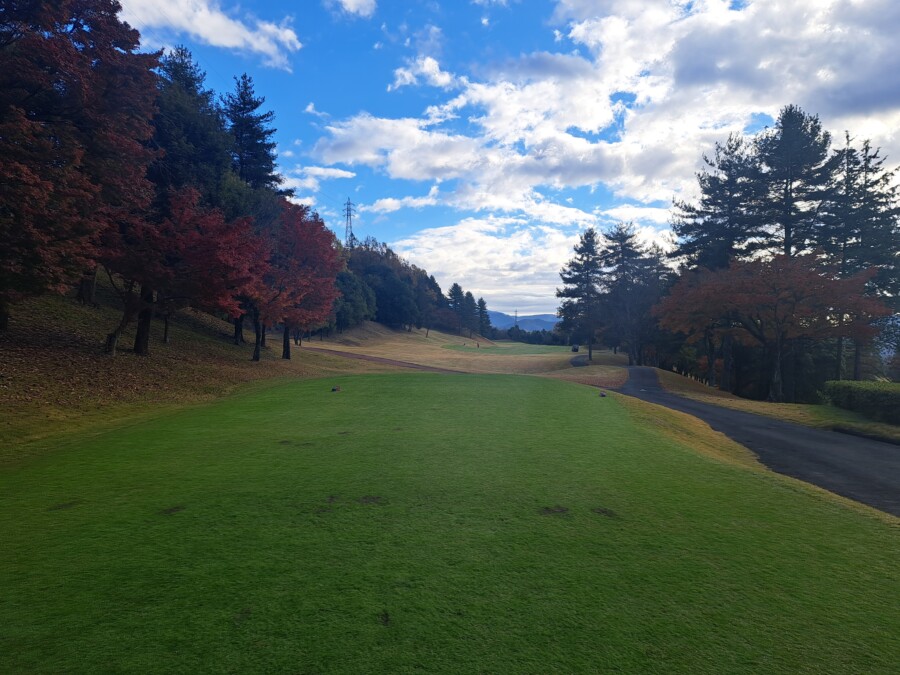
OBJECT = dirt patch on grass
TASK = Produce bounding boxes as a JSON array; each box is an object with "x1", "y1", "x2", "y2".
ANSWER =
[
  {"x1": 160, "y1": 505, "x2": 186, "y2": 515},
  {"x1": 233, "y1": 607, "x2": 252, "y2": 626},
  {"x1": 540, "y1": 505, "x2": 569, "y2": 515},
  {"x1": 379, "y1": 610, "x2": 391, "y2": 626},
  {"x1": 48, "y1": 500, "x2": 82, "y2": 511},
  {"x1": 359, "y1": 495, "x2": 385, "y2": 505},
  {"x1": 592, "y1": 507, "x2": 618, "y2": 518}
]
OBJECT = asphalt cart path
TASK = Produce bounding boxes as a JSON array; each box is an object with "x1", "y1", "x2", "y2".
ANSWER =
[{"x1": 616, "y1": 366, "x2": 900, "y2": 517}]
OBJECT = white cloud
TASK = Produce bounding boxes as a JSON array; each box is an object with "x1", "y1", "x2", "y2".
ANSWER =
[
  {"x1": 119, "y1": 0, "x2": 301, "y2": 70},
  {"x1": 389, "y1": 56, "x2": 460, "y2": 91},
  {"x1": 310, "y1": 0, "x2": 900, "y2": 306},
  {"x1": 599, "y1": 205, "x2": 671, "y2": 226},
  {"x1": 393, "y1": 217, "x2": 578, "y2": 314},
  {"x1": 304, "y1": 102, "x2": 330, "y2": 119},
  {"x1": 327, "y1": 0, "x2": 376, "y2": 18},
  {"x1": 286, "y1": 166, "x2": 356, "y2": 193},
  {"x1": 364, "y1": 185, "x2": 440, "y2": 213}
]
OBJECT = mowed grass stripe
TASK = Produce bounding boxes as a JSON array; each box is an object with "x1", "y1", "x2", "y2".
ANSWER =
[{"x1": 1, "y1": 373, "x2": 898, "y2": 673}]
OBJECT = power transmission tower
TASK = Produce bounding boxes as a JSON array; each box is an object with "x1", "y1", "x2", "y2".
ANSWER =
[{"x1": 344, "y1": 198, "x2": 357, "y2": 248}]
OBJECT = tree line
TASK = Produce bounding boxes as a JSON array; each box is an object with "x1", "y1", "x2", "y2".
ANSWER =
[
  {"x1": 558, "y1": 105, "x2": 899, "y2": 402},
  {"x1": 0, "y1": 1, "x2": 493, "y2": 360}
]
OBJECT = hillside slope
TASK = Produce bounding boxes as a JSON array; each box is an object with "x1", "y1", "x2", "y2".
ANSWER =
[{"x1": 0, "y1": 293, "x2": 390, "y2": 452}]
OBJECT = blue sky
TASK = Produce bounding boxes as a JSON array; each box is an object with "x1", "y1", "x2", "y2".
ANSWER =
[{"x1": 120, "y1": 0, "x2": 900, "y2": 313}]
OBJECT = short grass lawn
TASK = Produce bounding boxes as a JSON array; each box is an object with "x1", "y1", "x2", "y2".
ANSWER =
[
  {"x1": 442, "y1": 342, "x2": 568, "y2": 354},
  {"x1": 2, "y1": 374, "x2": 898, "y2": 673}
]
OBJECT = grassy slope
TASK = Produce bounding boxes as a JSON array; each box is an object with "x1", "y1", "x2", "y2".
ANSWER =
[
  {"x1": 0, "y1": 294, "x2": 391, "y2": 454},
  {"x1": 316, "y1": 321, "x2": 575, "y2": 374},
  {"x1": 1, "y1": 374, "x2": 897, "y2": 673},
  {"x1": 655, "y1": 369, "x2": 900, "y2": 443}
]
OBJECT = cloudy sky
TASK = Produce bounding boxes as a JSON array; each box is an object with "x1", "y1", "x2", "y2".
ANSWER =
[{"x1": 119, "y1": 0, "x2": 900, "y2": 313}]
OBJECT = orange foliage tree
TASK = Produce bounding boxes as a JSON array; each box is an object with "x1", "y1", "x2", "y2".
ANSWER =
[{"x1": 655, "y1": 255, "x2": 889, "y2": 401}]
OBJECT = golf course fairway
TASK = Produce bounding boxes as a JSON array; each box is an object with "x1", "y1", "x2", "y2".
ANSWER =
[{"x1": 2, "y1": 373, "x2": 898, "y2": 673}]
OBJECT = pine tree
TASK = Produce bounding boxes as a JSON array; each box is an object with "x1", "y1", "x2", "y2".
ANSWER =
[
  {"x1": 756, "y1": 105, "x2": 838, "y2": 257},
  {"x1": 477, "y1": 297, "x2": 491, "y2": 338},
  {"x1": 557, "y1": 228, "x2": 603, "y2": 361},
  {"x1": 222, "y1": 73, "x2": 280, "y2": 191},
  {"x1": 150, "y1": 47, "x2": 231, "y2": 202},
  {"x1": 462, "y1": 292, "x2": 478, "y2": 338},
  {"x1": 447, "y1": 283, "x2": 465, "y2": 334},
  {"x1": 672, "y1": 134, "x2": 762, "y2": 270},
  {"x1": 598, "y1": 223, "x2": 648, "y2": 366},
  {"x1": 819, "y1": 134, "x2": 900, "y2": 378}
]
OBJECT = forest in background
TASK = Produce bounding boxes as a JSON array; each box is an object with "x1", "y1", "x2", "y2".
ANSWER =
[
  {"x1": 1, "y1": 1, "x2": 494, "y2": 363},
  {"x1": 2, "y1": 2, "x2": 898, "y2": 405},
  {"x1": 557, "y1": 105, "x2": 899, "y2": 402}
]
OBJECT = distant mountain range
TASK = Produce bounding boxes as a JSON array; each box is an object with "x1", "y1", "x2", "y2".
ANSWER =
[{"x1": 488, "y1": 311, "x2": 559, "y2": 332}]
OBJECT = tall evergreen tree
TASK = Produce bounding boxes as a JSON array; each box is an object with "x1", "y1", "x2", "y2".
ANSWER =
[
  {"x1": 477, "y1": 297, "x2": 491, "y2": 338},
  {"x1": 462, "y1": 291, "x2": 478, "y2": 338},
  {"x1": 819, "y1": 134, "x2": 900, "y2": 378},
  {"x1": 598, "y1": 223, "x2": 648, "y2": 366},
  {"x1": 756, "y1": 105, "x2": 838, "y2": 257},
  {"x1": 222, "y1": 73, "x2": 279, "y2": 191},
  {"x1": 672, "y1": 134, "x2": 762, "y2": 270},
  {"x1": 447, "y1": 282, "x2": 465, "y2": 334},
  {"x1": 150, "y1": 47, "x2": 231, "y2": 202},
  {"x1": 557, "y1": 228, "x2": 603, "y2": 361}
]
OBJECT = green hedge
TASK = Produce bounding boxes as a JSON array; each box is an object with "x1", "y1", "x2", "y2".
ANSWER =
[{"x1": 823, "y1": 381, "x2": 900, "y2": 425}]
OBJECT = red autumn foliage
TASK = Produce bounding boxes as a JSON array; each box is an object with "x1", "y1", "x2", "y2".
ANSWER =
[
  {"x1": 100, "y1": 189, "x2": 260, "y2": 354},
  {"x1": 245, "y1": 201, "x2": 341, "y2": 360},
  {"x1": 0, "y1": 0, "x2": 158, "y2": 327},
  {"x1": 655, "y1": 254, "x2": 891, "y2": 400}
]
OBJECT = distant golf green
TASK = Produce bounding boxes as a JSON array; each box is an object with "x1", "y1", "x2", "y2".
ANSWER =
[
  {"x1": 2, "y1": 373, "x2": 898, "y2": 673},
  {"x1": 442, "y1": 342, "x2": 568, "y2": 354}
]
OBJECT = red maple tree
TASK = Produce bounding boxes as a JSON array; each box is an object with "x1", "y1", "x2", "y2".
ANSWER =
[
  {"x1": 0, "y1": 0, "x2": 158, "y2": 328},
  {"x1": 101, "y1": 189, "x2": 260, "y2": 355},
  {"x1": 245, "y1": 201, "x2": 341, "y2": 361},
  {"x1": 655, "y1": 255, "x2": 890, "y2": 401}
]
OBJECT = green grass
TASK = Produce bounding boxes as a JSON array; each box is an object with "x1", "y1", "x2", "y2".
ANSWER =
[
  {"x1": 443, "y1": 342, "x2": 569, "y2": 354},
  {"x1": 2, "y1": 374, "x2": 898, "y2": 673}
]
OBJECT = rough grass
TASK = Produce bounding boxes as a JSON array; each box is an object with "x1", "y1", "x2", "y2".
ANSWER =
[
  {"x1": 655, "y1": 369, "x2": 900, "y2": 444},
  {"x1": 1, "y1": 373, "x2": 897, "y2": 673},
  {"x1": 0, "y1": 293, "x2": 390, "y2": 454},
  {"x1": 317, "y1": 321, "x2": 574, "y2": 374}
]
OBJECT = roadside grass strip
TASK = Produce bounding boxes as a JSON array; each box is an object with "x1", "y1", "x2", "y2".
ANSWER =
[{"x1": 2, "y1": 374, "x2": 898, "y2": 673}]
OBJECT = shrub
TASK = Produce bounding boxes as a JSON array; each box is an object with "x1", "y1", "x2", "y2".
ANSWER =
[{"x1": 823, "y1": 381, "x2": 900, "y2": 424}]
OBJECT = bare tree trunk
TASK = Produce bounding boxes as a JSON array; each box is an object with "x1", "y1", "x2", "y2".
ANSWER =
[
  {"x1": 163, "y1": 313, "x2": 171, "y2": 344},
  {"x1": 835, "y1": 335, "x2": 844, "y2": 381},
  {"x1": 105, "y1": 312, "x2": 132, "y2": 356},
  {"x1": 768, "y1": 337, "x2": 784, "y2": 402},
  {"x1": 260, "y1": 323, "x2": 267, "y2": 348},
  {"x1": 252, "y1": 313, "x2": 262, "y2": 362},
  {"x1": 853, "y1": 338, "x2": 863, "y2": 381},
  {"x1": 133, "y1": 285, "x2": 154, "y2": 356},
  {"x1": 0, "y1": 297, "x2": 9, "y2": 331},
  {"x1": 76, "y1": 267, "x2": 98, "y2": 305},
  {"x1": 233, "y1": 314, "x2": 245, "y2": 345},
  {"x1": 705, "y1": 332, "x2": 716, "y2": 388},
  {"x1": 720, "y1": 333, "x2": 733, "y2": 392},
  {"x1": 282, "y1": 324, "x2": 291, "y2": 360},
  {"x1": 105, "y1": 281, "x2": 138, "y2": 356}
]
